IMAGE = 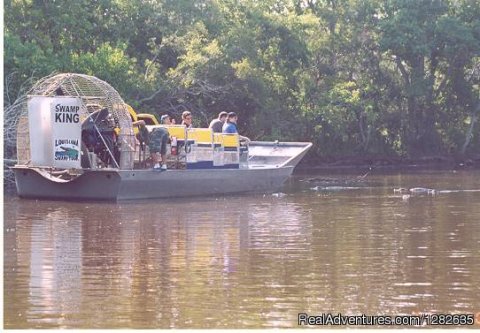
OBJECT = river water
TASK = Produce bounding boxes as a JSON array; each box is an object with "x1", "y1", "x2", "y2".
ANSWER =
[{"x1": 4, "y1": 169, "x2": 480, "y2": 328}]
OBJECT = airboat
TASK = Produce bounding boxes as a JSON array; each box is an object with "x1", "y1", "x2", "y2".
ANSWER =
[{"x1": 12, "y1": 73, "x2": 312, "y2": 201}]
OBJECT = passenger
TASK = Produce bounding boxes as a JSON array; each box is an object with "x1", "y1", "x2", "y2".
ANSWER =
[
  {"x1": 222, "y1": 112, "x2": 250, "y2": 143},
  {"x1": 181, "y1": 111, "x2": 193, "y2": 128},
  {"x1": 160, "y1": 114, "x2": 172, "y2": 125},
  {"x1": 208, "y1": 111, "x2": 228, "y2": 133},
  {"x1": 135, "y1": 120, "x2": 168, "y2": 171}
]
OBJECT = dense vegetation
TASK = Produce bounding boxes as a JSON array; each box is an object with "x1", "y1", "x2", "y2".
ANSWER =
[{"x1": 4, "y1": 0, "x2": 480, "y2": 161}]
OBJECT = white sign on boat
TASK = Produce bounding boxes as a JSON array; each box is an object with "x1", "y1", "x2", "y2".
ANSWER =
[{"x1": 28, "y1": 96, "x2": 83, "y2": 168}]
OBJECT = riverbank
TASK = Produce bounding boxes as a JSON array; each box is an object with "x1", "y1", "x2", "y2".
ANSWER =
[{"x1": 298, "y1": 153, "x2": 480, "y2": 171}]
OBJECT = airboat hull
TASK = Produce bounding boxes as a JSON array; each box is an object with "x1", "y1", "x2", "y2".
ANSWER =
[
  {"x1": 13, "y1": 141, "x2": 312, "y2": 201},
  {"x1": 13, "y1": 165, "x2": 295, "y2": 201}
]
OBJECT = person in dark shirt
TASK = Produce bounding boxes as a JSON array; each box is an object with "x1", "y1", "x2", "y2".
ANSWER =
[{"x1": 208, "y1": 111, "x2": 228, "y2": 133}]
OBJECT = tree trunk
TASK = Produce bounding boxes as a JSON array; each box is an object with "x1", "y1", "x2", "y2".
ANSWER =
[{"x1": 460, "y1": 100, "x2": 480, "y2": 155}]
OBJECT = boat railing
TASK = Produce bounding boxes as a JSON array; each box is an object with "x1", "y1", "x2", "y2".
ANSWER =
[{"x1": 139, "y1": 126, "x2": 246, "y2": 170}]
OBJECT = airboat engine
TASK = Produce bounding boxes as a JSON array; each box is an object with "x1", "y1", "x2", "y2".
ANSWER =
[
  {"x1": 81, "y1": 107, "x2": 120, "y2": 168},
  {"x1": 17, "y1": 73, "x2": 136, "y2": 172}
]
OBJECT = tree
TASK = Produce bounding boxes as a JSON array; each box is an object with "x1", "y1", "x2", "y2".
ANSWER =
[{"x1": 4, "y1": 0, "x2": 480, "y2": 162}]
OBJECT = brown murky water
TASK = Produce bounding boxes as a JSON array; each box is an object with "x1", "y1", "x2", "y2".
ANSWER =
[{"x1": 4, "y1": 169, "x2": 480, "y2": 328}]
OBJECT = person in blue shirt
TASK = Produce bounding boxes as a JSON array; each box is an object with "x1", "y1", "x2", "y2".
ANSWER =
[{"x1": 222, "y1": 112, "x2": 250, "y2": 143}]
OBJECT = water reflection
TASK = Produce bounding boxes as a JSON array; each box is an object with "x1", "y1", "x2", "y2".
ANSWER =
[{"x1": 4, "y1": 170, "x2": 480, "y2": 328}]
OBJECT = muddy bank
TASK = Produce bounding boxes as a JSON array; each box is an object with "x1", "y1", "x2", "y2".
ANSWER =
[{"x1": 298, "y1": 153, "x2": 480, "y2": 171}]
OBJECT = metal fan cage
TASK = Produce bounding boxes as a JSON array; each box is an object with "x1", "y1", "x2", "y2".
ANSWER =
[{"x1": 15, "y1": 73, "x2": 136, "y2": 169}]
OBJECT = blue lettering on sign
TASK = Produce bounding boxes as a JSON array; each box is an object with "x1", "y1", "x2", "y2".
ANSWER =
[{"x1": 54, "y1": 146, "x2": 79, "y2": 161}]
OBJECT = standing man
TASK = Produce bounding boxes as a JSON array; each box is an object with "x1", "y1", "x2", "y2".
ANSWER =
[
  {"x1": 181, "y1": 111, "x2": 193, "y2": 128},
  {"x1": 134, "y1": 120, "x2": 169, "y2": 170},
  {"x1": 148, "y1": 126, "x2": 169, "y2": 171},
  {"x1": 222, "y1": 112, "x2": 250, "y2": 143},
  {"x1": 208, "y1": 111, "x2": 228, "y2": 133}
]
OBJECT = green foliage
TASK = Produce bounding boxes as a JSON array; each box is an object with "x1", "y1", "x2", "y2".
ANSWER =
[
  {"x1": 4, "y1": 0, "x2": 480, "y2": 159},
  {"x1": 70, "y1": 43, "x2": 146, "y2": 99}
]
